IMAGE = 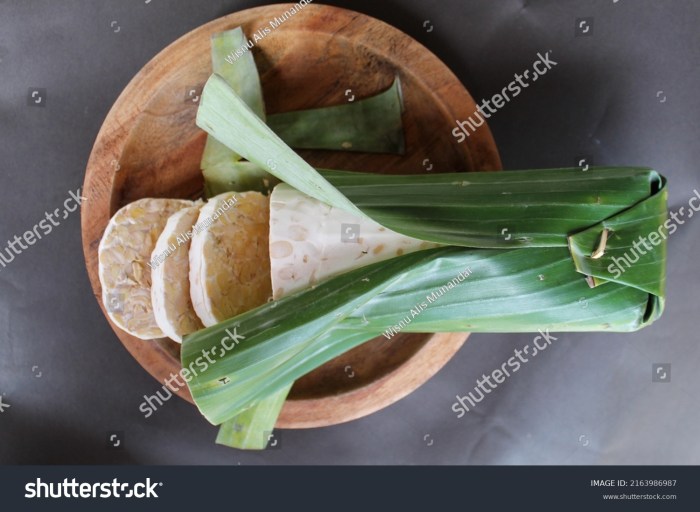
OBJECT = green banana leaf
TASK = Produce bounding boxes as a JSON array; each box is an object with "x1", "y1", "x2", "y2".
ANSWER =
[
  {"x1": 266, "y1": 78, "x2": 405, "y2": 154},
  {"x1": 202, "y1": 33, "x2": 406, "y2": 196},
  {"x1": 187, "y1": 73, "x2": 667, "y2": 430}
]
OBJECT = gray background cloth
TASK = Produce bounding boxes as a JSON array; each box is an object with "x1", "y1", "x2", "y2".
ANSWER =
[{"x1": 0, "y1": 0, "x2": 698, "y2": 464}]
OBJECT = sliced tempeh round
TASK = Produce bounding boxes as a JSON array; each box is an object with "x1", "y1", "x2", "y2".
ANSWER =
[
  {"x1": 151, "y1": 202, "x2": 205, "y2": 342},
  {"x1": 189, "y1": 191, "x2": 272, "y2": 327},
  {"x1": 98, "y1": 198, "x2": 195, "y2": 340},
  {"x1": 269, "y1": 183, "x2": 440, "y2": 299}
]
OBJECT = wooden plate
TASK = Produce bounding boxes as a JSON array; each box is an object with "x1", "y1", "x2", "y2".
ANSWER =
[{"x1": 81, "y1": 4, "x2": 501, "y2": 429}]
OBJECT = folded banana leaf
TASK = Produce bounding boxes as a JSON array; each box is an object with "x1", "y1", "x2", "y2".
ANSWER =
[
  {"x1": 201, "y1": 30, "x2": 406, "y2": 197},
  {"x1": 186, "y1": 73, "x2": 667, "y2": 427}
]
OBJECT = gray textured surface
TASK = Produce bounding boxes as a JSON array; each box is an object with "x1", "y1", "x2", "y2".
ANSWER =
[{"x1": 0, "y1": 0, "x2": 698, "y2": 465}]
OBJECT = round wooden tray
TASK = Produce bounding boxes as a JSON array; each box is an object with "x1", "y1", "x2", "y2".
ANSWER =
[{"x1": 81, "y1": 3, "x2": 501, "y2": 429}]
